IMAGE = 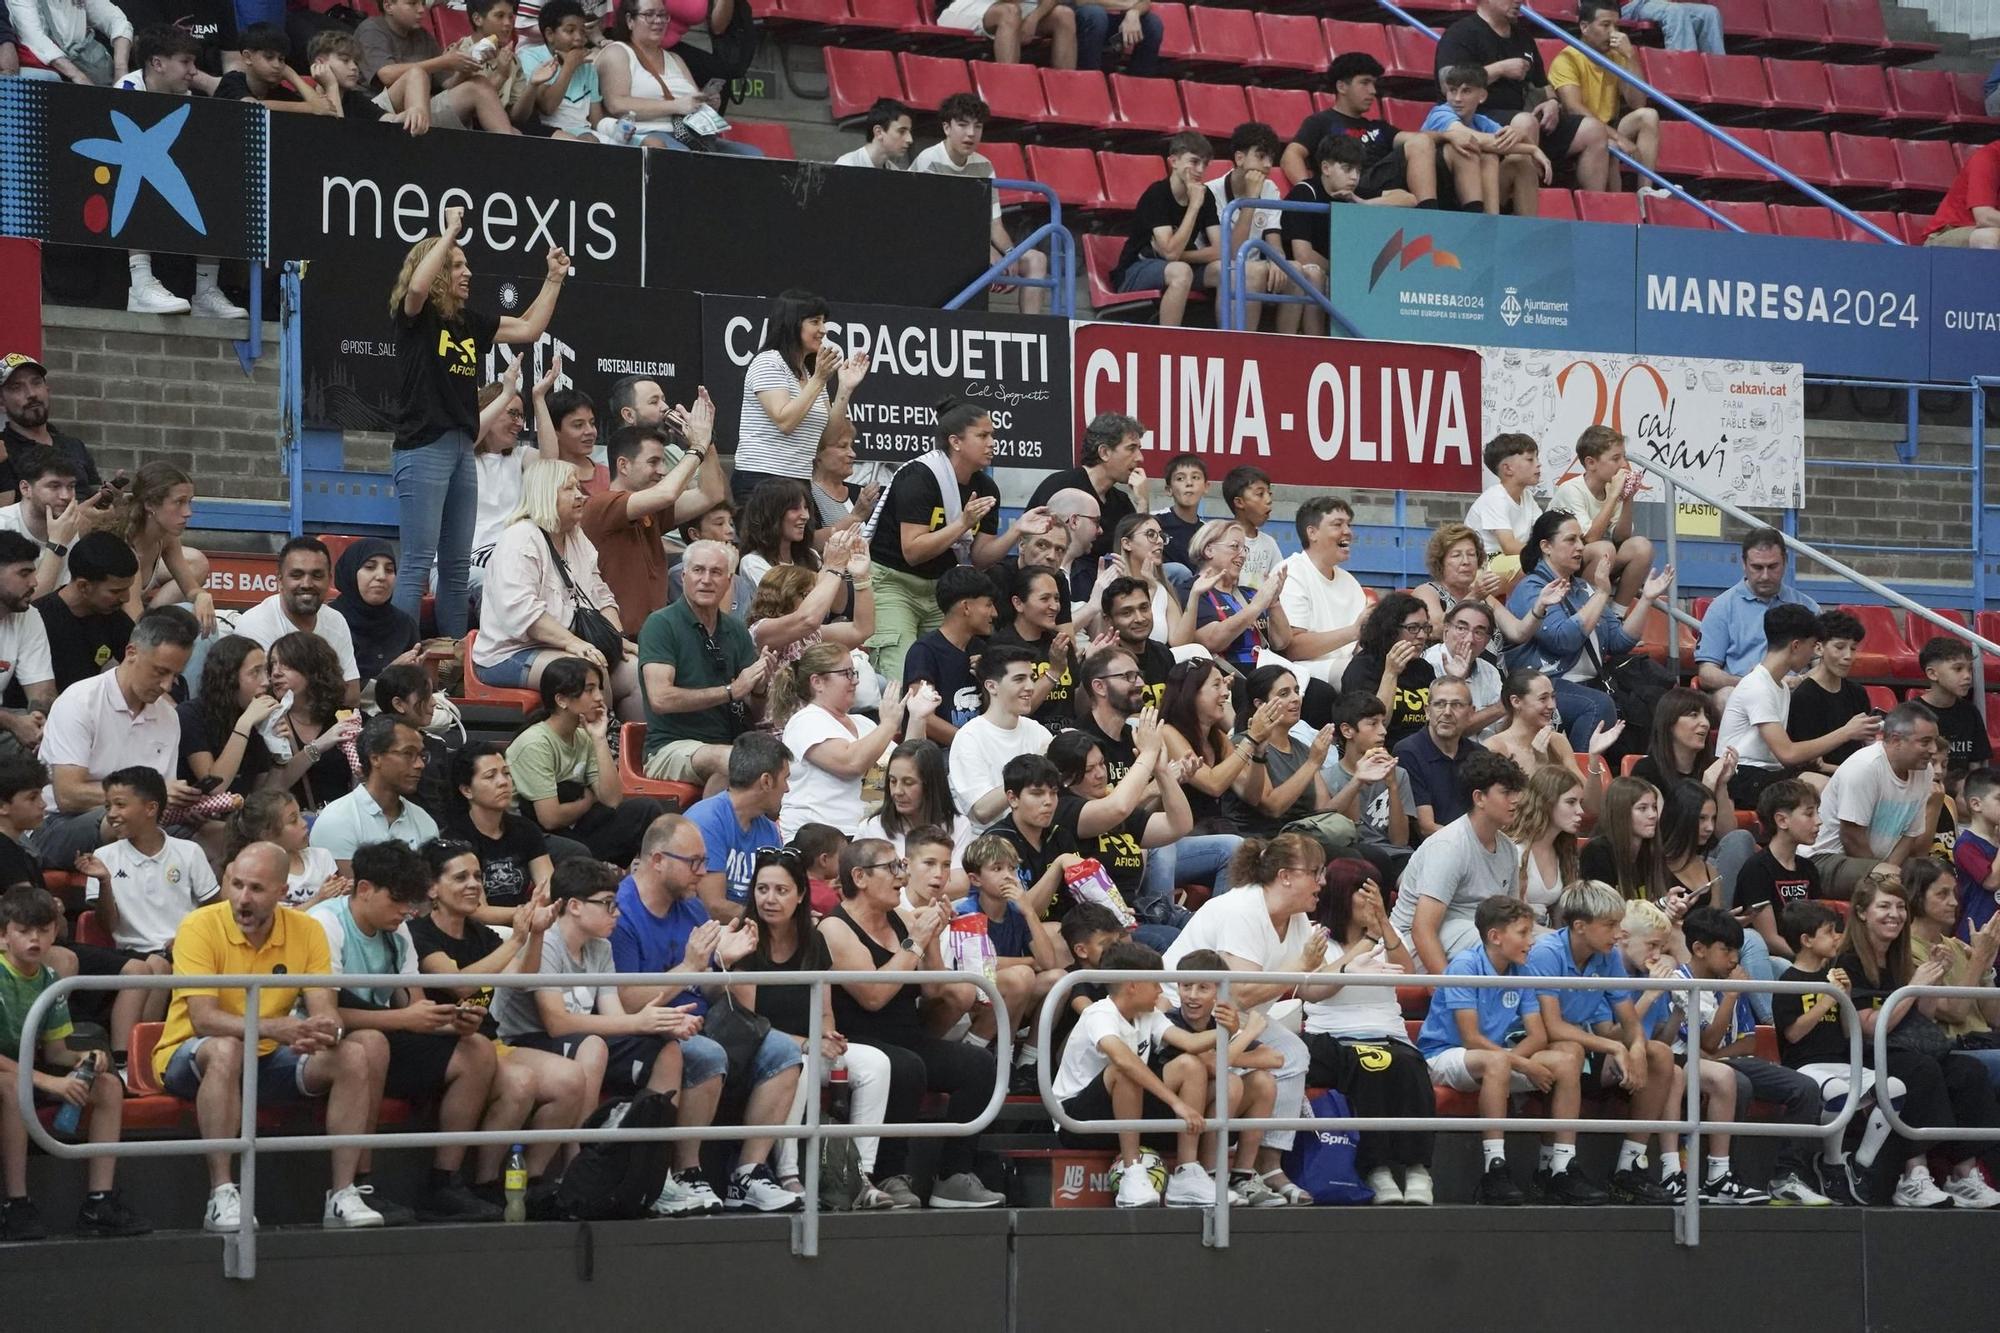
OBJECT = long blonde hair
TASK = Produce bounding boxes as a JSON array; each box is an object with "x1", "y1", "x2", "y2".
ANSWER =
[
  {"x1": 1507, "y1": 764, "x2": 1581, "y2": 897},
  {"x1": 122, "y1": 460, "x2": 193, "y2": 544},
  {"x1": 507, "y1": 458, "x2": 577, "y2": 536},
  {"x1": 769, "y1": 642, "x2": 851, "y2": 729},
  {"x1": 388, "y1": 235, "x2": 465, "y2": 321}
]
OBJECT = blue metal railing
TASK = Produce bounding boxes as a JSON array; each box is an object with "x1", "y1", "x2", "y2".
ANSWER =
[
  {"x1": 1214, "y1": 196, "x2": 1360, "y2": 335},
  {"x1": 944, "y1": 178, "x2": 1076, "y2": 319}
]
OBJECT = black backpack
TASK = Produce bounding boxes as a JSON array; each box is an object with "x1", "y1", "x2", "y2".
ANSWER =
[{"x1": 556, "y1": 1092, "x2": 677, "y2": 1221}]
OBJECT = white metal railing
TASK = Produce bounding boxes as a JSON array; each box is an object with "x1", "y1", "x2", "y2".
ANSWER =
[
  {"x1": 1874, "y1": 983, "x2": 2000, "y2": 1144},
  {"x1": 13, "y1": 968, "x2": 1012, "y2": 1278},
  {"x1": 1034, "y1": 969, "x2": 1865, "y2": 1248}
]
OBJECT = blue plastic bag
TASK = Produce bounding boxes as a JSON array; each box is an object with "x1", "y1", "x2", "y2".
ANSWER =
[{"x1": 1279, "y1": 1089, "x2": 1374, "y2": 1206}]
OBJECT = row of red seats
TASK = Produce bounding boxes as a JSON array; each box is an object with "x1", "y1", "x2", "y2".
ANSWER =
[
  {"x1": 1636, "y1": 49, "x2": 1994, "y2": 134},
  {"x1": 1535, "y1": 189, "x2": 1932, "y2": 244},
  {"x1": 1649, "y1": 121, "x2": 1978, "y2": 197}
]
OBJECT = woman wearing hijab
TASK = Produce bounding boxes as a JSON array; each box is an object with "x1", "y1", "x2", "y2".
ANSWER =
[{"x1": 334, "y1": 538, "x2": 421, "y2": 688}]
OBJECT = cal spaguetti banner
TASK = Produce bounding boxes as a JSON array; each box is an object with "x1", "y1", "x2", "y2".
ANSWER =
[
  {"x1": 1327, "y1": 202, "x2": 1636, "y2": 354},
  {"x1": 302, "y1": 272, "x2": 698, "y2": 434},
  {"x1": 1071, "y1": 323, "x2": 1485, "y2": 493},
  {"x1": 700, "y1": 295, "x2": 1070, "y2": 471},
  {"x1": 0, "y1": 80, "x2": 268, "y2": 260},
  {"x1": 268, "y1": 114, "x2": 645, "y2": 286}
]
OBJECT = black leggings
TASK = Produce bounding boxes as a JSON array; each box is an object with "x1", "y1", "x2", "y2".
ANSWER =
[
  {"x1": 1874, "y1": 1048, "x2": 2000, "y2": 1172},
  {"x1": 870, "y1": 1036, "x2": 998, "y2": 1180},
  {"x1": 1303, "y1": 1034, "x2": 1437, "y2": 1172},
  {"x1": 566, "y1": 797, "x2": 665, "y2": 867}
]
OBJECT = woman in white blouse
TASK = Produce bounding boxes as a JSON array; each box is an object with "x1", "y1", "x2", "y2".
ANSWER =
[
  {"x1": 729, "y1": 289, "x2": 869, "y2": 503},
  {"x1": 594, "y1": 1, "x2": 764, "y2": 152},
  {"x1": 472, "y1": 458, "x2": 642, "y2": 719},
  {"x1": 772, "y1": 642, "x2": 937, "y2": 832},
  {"x1": 7, "y1": 0, "x2": 130, "y2": 83}
]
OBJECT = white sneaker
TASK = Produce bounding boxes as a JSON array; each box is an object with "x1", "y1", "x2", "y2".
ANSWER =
[
  {"x1": 1367, "y1": 1168, "x2": 1404, "y2": 1205},
  {"x1": 323, "y1": 1184, "x2": 385, "y2": 1228},
  {"x1": 1403, "y1": 1166, "x2": 1435, "y2": 1206},
  {"x1": 650, "y1": 1173, "x2": 703, "y2": 1217},
  {"x1": 1163, "y1": 1162, "x2": 1217, "y2": 1208},
  {"x1": 1115, "y1": 1160, "x2": 1162, "y2": 1208},
  {"x1": 126, "y1": 277, "x2": 191, "y2": 315},
  {"x1": 1893, "y1": 1166, "x2": 1954, "y2": 1209},
  {"x1": 191, "y1": 285, "x2": 249, "y2": 320},
  {"x1": 1768, "y1": 1171, "x2": 1832, "y2": 1207},
  {"x1": 1942, "y1": 1170, "x2": 2000, "y2": 1210},
  {"x1": 203, "y1": 1183, "x2": 243, "y2": 1233}
]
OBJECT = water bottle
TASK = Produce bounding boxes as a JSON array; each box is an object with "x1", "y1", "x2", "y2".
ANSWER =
[
  {"x1": 52, "y1": 1057, "x2": 97, "y2": 1136},
  {"x1": 616, "y1": 115, "x2": 636, "y2": 145},
  {"x1": 503, "y1": 1145, "x2": 528, "y2": 1223},
  {"x1": 828, "y1": 1051, "x2": 851, "y2": 1121}
]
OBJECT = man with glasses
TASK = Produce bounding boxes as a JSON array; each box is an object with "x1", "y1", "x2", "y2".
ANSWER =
[
  {"x1": 609, "y1": 813, "x2": 808, "y2": 1214},
  {"x1": 1395, "y1": 676, "x2": 1488, "y2": 839},
  {"x1": 309, "y1": 840, "x2": 507, "y2": 1224},
  {"x1": 309, "y1": 716, "x2": 440, "y2": 879},
  {"x1": 639, "y1": 538, "x2": 777, "y2": 794},
  {"x1": 1077, "y1": 647, "x2": 1148, "y2": 788},
  {"x1": 684, "y1": 732, "x2": 789, "y2": 921}
]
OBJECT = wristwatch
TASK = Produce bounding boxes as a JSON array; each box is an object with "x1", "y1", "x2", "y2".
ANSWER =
[
  {"x1": 44, "y1": 542, "x2": 68, "y2": 558},
  {"x1": 898, "y1": 937, "x2": 922, "y2": 958}
]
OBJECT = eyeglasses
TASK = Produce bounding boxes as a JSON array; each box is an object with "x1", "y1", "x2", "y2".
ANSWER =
[
  {"x1": 1096, "y1": 669, "x2": 1144, "y2": 685},
  {"x1": 1428, "y1": 697, "x2": 1471, "y2": 711},
  {"x1": 658, "y1": 849, "x2": 707, "y2": 871},
  {"x1": 859, "y1": 858, "x2": 909, "y2": 875},
  {"x1": 1398, "y1": 621, "x2": 1431, "y2": 635},
  {"x1": 582, "y1": 895, "x2": 620, "y2": 913},
  {"x1": 1452, "y1": 621, "x2": 1494, "y2": 639},
  {"x1": 756, "y1": 845, "x2": 805, "y2": 867},
  {"x1": 814, "y1": 667, "x2": 861, "y2": 682},
  {"x1": 630, "y1": 8, "x2": 669, "y2": 18}
]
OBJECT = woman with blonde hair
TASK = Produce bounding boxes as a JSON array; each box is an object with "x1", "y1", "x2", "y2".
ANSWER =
[
  {"x1": 1412, "y1": 521, "x2": 1560, "y2": 649},
  {"x1": 1507, "y1": 764, "x2": 1584, "y2": 925},
  {"x1": 773, "y1": 640, "x2": 937, "y2": 833},
  {"x1": 745, "y1": 528, "x2": 872, "y2": 663},
  {"x1": 389, "y1": 203, "x2": 568, "y2": 636},
  {"x1": 473, "y1": 459, "x2": 642, "y2": 720},
  {"x1": 121, "y1": 460, "x2": 213, "y2": 634},
  {"x1": 1173, "y1": 519, "x2": 1287, "y2": 670}
]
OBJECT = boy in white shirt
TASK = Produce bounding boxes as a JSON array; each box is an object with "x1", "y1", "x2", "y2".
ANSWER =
[
  {"x1": 948, "y1": 646, "x2": 1054, "y2": 824},
  {"x1": 1718, "y1": 604, "x2": 1878, "y2": 808},
  {"x1": 1551, "y1": 425, "x2": 1654, "y2": 606},
  {"x1": 1051, "y1": 940, "x2": 1223, "y2": 1208},
  {"x1": 911, "y1": 94, "x2": 1049, "y2": 315},
  {"x1": 1465, "y1": 433, "x2": 1543, "y2": 584},
  {"x1": 835, "y1": 97, "x2": 913, "y2": 168}
]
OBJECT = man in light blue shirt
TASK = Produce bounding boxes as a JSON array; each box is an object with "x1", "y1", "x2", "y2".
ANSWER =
[
  {"x1": 1695, "y1": 527, "x2": 1819, "y2": 707},
  {"x1": 307, "y1": 716, "x2": 438, "y2": 874}
]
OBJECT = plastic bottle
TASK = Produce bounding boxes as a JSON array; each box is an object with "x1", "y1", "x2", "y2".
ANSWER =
[
  {"x1": 616, "y1": 115, "x2": 637, "y2": 145},
  {"x1": 52, "y1": 1057, "x2": 98, "y2": 1136},
  {"x1": 828, "y1": 1051, "x2": 851, "y2": 1121},
  {"x1": 504, "y1": 1145, "x2": 528, "y2": 1222}
]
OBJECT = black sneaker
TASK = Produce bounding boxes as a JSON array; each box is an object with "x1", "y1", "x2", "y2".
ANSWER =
[
  {"x1": 420, "y1": 1181, "x2": 505, "y2": 1223},
  {"x1": 355, "y1": 1182, "x2": 416, "y2": 1227},
  {"x1": 1545, "y1": 1168, "x2": 1609, "y2": 1206},
  {"x1": 1476, "y1": 1160, "x2": 1524, "y2": 1206},
  {"x1": 467, "y1": 1179, "x2": 506, "y2": 1211},
  {"x1": 1, "y1": 1196, "x2": 47, "y2": 1242},
  {"x1": 1820, "y1": 1159, "x2": 1865, "y2": 1207},
  {"x1": 1610, "y1": 1167, "x2": 1675, "y2": 1205},
  {"x1": 1526, "y1": 1168, "x2": 1551, "y2": 1204},
  {"x1": 75, "y1": 1191, "x2": 152, "y2": 1238}
]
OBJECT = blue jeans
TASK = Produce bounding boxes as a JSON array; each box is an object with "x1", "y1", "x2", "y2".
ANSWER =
[
  {"x1": 1621, "y1": 0, "x2": 1724, "y2": 54},
  {"x1": 1549, "y1": 676, "x2": 1620, "y2": 755},
  {"x1": 392, "y1": 429, "x2": 477, "y2": 637},
  {"x1": 1140, "y1": 833, "x2": 1239, "y2": 929},
  {"x1": 1132, "y1": 922, "x2": 1181, "y2": 952},
  {"x1": 1074, "y1": 5, "x2": 1162, "y2": 74},
  {"x1": 1954, "y1": 1046, "x2": 2000, "y2": 1096}
]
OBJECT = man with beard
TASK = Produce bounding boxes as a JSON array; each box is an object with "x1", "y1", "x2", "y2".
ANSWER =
[
  {"x1": 0, "y1": 355, "x2": 101, "y2": 500},
  {"x1": 0, "y1": 446, "x2": 113, "y2": 597},
  {"x1": 231, "y1": 537, "x2": 363, "y2": 707},
  {"x1": 1094, "y1": 576, "x2": 1176, "y2": 714},
  {"x1": 34, "y1": 532, "x2": 137, "y2": 693},
  {"x1": 581, "y1": 418, "x2": 711, "y2": 623},
  {"x1": 1075, "y1": 646, "x2": 1147, "y2": 788},
  {"x1": 0, "y1": 532, "x2": 55, "y2": 754}
]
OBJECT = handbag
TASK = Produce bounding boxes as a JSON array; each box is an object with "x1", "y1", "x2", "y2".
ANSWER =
[
  {"x1": 1603, "y1": 652, "x2": 1676, "y2": 758},
  {"x1": 1278, "y1": 1089, "x2": 1373, "y2": 1205},
  {"x1": 541, "y1": 531, "x2": 625, "y2": 667},
  {"x1": 705, "y1": 983, "x2": 776, "y2": 1107},
  {"x1": 1889, "y1": 1012, "x2": 1954, "y2": 1059}
]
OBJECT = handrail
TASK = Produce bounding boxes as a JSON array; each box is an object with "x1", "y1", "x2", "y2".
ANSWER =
[
  {"x1": 280, "y1": 261, "x2": 305, "y2": 537},
  {"x1": 1035, "y1": 968, "x2": 1864, "y2": 1250},
  {"x1": 944, "y1": 178, "x2": 1075, "y2": 319},
  {"x1": 15, "y1": 968, "x2": 1012, "y2": 1278},
  {"x1": 1873, "y1": 984, "x2": 2000, "y2": 1142},
  {"x1": 1214, "y1": 196, "x2": 1360, "y2": 336}
]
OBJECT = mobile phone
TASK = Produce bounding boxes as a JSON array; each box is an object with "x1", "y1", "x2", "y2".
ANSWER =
[
  {"x1": 195, "y1": 775, "x2": 224, "y2": 794},
  {"x1": 701, "y1": 77, "x2": 726, "y2": 100},
  {"x1": 109, "y1": 475, "x2": 131, "y2": 491}
]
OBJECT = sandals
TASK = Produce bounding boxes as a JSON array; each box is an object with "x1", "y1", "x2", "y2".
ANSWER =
[{"x1": 1259, "y1": 1170, "x2": 1315, "y2": 1206}]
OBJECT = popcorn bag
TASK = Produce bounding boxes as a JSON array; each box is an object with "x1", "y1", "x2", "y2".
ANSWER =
[
  {"x1": 946, "y1": 912, "x2": 998, "y2": 998},
  {"x1": 1062, "y1": 858, "x2": 1135, "y2": 928}
]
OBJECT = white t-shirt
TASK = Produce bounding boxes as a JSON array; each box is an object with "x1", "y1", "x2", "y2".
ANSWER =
[
  {"x1": 779, "y1": 703, "x2": 880, "y2": 833},
  {"x1": 1207, "y1": 171, "x2": 1284, "y2": 242},
  {"x1": 0, "y1": 604, "x2": 53, "y2": 694},
  {"x1": 1162, "y1": 885, "x2": 1314, "y2": 1009},
  {"x1": 1239, "y1": 530, "x2": 1283, "y2": 592},
  {"x1": 1275, "y1": 551, "x2": 1365, "y2": 683},
  {"x1": 1053, "y1": 996, "x2": 1172, "y2": 1099},
  {"x1": 233, "y1": 596, "x2": 361, "y2": 684},
  {"x1": 473, "y1": 450, "x2": 529, "y2": 558},
  {"x1": 1422, "y1": 642, "x2": 1503, "y2": 740},
  {"x1": 1809, "y1": 745, "x2": 1933, "y2": 861},
  {"x1": 1718, "y1": 663, "x2": 1788, "y2": 771},
  {"x1": 285, "y1": 845, "x2": 342, "y2": 907},
  {"x1": 1466, "y1": 484, "x2": 1541, "y2": 546},
  {"x1": 40, "y1": 670, "x2": 179, "y2": 813},
  {"x1": 857, "y1": 811, "x2": 977, "y2": 868},
  {"x1": 86, "y1": 835, "x2": 221, "y2": 953},
  {"x1": 834, "y1": 146, "x2": 902, "y2": 169},
  {"x1": 911, "y1": 142, "x2": 1001, "y2": 221},
  {"x1": 0, "y1": 505, "x2": 63, "y2": 589},
  {"x1": 1301, "y1": 941, "x2": 1408, "y2": 1040},
  {"x1": 735, "y1": 348, "x2": 829, "y2": 481},
  {"x1": 1552, "y1": 475, "x2": 1612, "y2": 530},
  {"x1": 946, "y1": 712, "x2": 1053, "y2": 822}
]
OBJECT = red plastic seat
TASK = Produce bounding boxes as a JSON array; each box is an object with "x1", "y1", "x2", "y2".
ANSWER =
[
  {"x1": 74, "y1": 909, "x2": 114, "y2": 948},
  {"x1": 1951, "y1": 71, "x2": 1999, "y2": 127},
  {"x1": 979, "y1": 140, "x2": 1035, "y2": 206},
  {"x1": 1710, "y1": 0, "x2": 1771, "y2": 40},
  {"x1": 1826, "y1": 63, "x2": 1893, "y2": 123},
  {"x1": 1643, "y1": 195, "x2": 1715, "y2": 229},
  {"x1": 1109, "y1": 74, "x2": 1186, "y2": 134},
  {"x1": 972, "y1": 62, "x2": 1048, "y2": 123},
  {"x1": 1711, "y1": 199, "x2": 1774, "y2": 233},
  {"x1": 1885, "y1": 67, "x2": 1955, "y2": 123},
  {"x1": 126, "y1": 1023, "x2": 166, "y2": 1098},
  {"x1": 1251, "y1": 12, "x2": 1328, "y2": 73},
  {"x1": 768, "y1": 0, "x2": 848, "y2": 21},
  {"x1": 1576, "y1": 191, "x2": 1640, "y2": 224},
  {"x1": 897, "y1": 52, "x2": 971, "y2": 112},
  {"x1": 1039, "y1": 68, "x2": 1114, "y2": 130},
  {"x1": 1535, "y1": 38, "x2": 1565, "y2": 72},
  {"x1": 1084, "y1": 232, "x2": 1157, "y2": 313},
  {"x1": 1655, "y1": 121, "x2": 1715, "y2": 179},
  {"x1": 1893, "y1": 138, "x2": 1958, "y2": 197},
  {"x1": 1763, "y1": 57, "x2": 1832, "y2": 115},
  {"x1": 1829, "y1": 132, "x2": 1899, "y2": 192},
  {"x1": 1384, "y1": 25, "x2": 1435, "y2": 83},
  {"x1": 617, "y1": 723, "x2": 701, "y2": 810},
  {"x1": 844, "y1": 0, "x2": 920, "y2": 29},
  {"x1": 460, "y1": 631, "x2": 540, "y2": 714},
  {"x1": 1768, "y1": 128, "x2": 1836, "y2": 186},
  {"x1": 1840, "y1": 605, "x2": 1919, "y2": 679},
  {"x1": 1537, "y1": 188, "x2": 1577, "y2": 221},
  {"x1": 1098, "y1": 151, "x2": 1163, "y2": 212},
  {"x1": 1153, "y1": 2, "x2": 1195, "y2": 65},
  {"x1": 1323, "y1": 20, "x2": 1393, "y2": 72},
  {"x1": 1763, "y1": 0, "x2": 1828, "y2": 51},
  {"x1": 1378, "y1": 98, "x2": 1429, "y2": 132},
  {"x1": 1025, "y1": 144, "x2": 1106, "y2": 210},
  {"x1": 1638, "y1": 49, "x2": 1710, "y2": 106},
  {"x1": 1838, "y1": 209, "x2": 1903, "y2": 244},
  {"x1": 1770, "y1": 204, "x2": 1840, "y2": 239},
  {"x1": 1895, "y1": 212, "x2": 1931, "y2": 245},
  {"x1": 825, "y1": 48, "x2": 901, "y2": 121},
  {"x1": 1180, "y1": 80, "x2": 1250, "y2": 140},
  {"x1": 1976, "y1": 611, "x2": 2000, "y2": 659},
  {"x1": 1823, "y1": 0, "x2": 1887, "y2": 55},
  {"x1": 427, "y1": 4, "x2": 476, "y2": 43},
  {"x1": 1862, "y1": 684, "x2": 1899, "y2": 713},
  {"x1": 722, "y1": 121, "x2": 794, "y2": 158},
  {"x1": 1705, "y1": 54, "x2": 1774, "y2": 111},
  {"x1": 1249, "y1": 87, "x2": 1315, "y2": 149},
  {"x1": 1188, "y1": 5, "x2": 1261, "y2": 69}
]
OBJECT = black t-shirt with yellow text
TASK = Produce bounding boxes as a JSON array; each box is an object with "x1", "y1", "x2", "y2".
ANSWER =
[{"x1": 392, "y1": 305, "x2": 499, "y2": 449}]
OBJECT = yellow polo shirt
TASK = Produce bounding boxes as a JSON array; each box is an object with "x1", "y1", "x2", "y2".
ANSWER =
[
  {"x1": 154, "y1": 902, "x2": 331, "y2": 1081},
  {"x1": 1548, "y1": 45, "x2": 1636, "y2": 127}
]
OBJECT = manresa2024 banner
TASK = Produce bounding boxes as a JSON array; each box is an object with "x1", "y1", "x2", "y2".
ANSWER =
[
  {"x1": 700, "y1": 295, "x2": 1070, "y2": 471},
  {"x1": 1072, "y1": 323, "x2": 1485, "y2": 493}
]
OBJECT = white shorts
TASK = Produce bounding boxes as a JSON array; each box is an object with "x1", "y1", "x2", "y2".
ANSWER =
[
  {"x1": 1427, "y1": 1046, "x2": 1535, "y2": 1094},
  {"x1": 936, "y1": 0, "x2": 1035, "y2": 33},
  {"x1": 1794, "y1": 1063, "x2": 1901, "y2": 1114}
]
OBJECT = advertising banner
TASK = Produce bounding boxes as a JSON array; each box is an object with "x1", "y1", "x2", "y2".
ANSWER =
[
  {"x1": 1326, "y1": 203, "x2": 1637, "y2": 353},
  {"x1": 700, "y1": 295, "x2": 1069, "y2": 471},
  {"x1": 1925, "y1": 246, "x2": 2000, "y2": 384},
  {"x1": 1475, "y1": 345, "x2": 1805, "y2": 510},
  {"x1": 1633, "y1": 226, "x2": 1931, "y2": 383},
  {"x1": 1072, "y1": 323, "x2": 1484, "y2": 492},
  {"x1": 0, "y1": 81, "x2": 268, "y2": 261}
]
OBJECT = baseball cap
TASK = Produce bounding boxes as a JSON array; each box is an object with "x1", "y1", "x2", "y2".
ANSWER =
[{"x1": 0, "y1": 354, "x2": 47, "y2": 387}]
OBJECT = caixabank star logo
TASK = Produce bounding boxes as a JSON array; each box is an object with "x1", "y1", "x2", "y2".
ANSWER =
[{"x1": 69, "y1": 104, "x2": 207, "y2": 239}]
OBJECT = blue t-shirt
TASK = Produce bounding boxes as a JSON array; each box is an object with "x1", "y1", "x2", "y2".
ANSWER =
[
  {"x1": 1417, "y1": 943, "x2": 1535, "y2": 1058},
  {"x1": 1953, "y1": 828, "x2": 1998, "y2": 941},
  {"x1": 1524, "y1": 927, "x2": 1630, "y2": 1031},
  {"x1": 1422, "y1": 103, "x2": 1502, "y2": 135},
  {"x1": 608, "y1": 876, "x2": 710, "y2": 1013},
  {"x1": 685, "y1": 791, "x2": 780, "y2": 907},
  {"x1": 954, "y1": 891, "x2": 1033, "y2": 959}
]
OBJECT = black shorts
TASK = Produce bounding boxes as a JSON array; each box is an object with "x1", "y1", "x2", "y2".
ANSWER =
[
  {"x1": 383, "y1": 1030, "x2": 461, "y2": 1099},
  {"x1": 1058, "y1": 1072, "x2": 1176, "y2": 1148},
  {"x1": 1542, "y1": 110, "x2": 1587, "y2": 163},
  {"x1": 1728, "y1": 763, "x2": 1797, "y2": 808},
  {"x1": 67, "y1": 943, "x2": 148, "y2": 976},
  {"x1": 1359, "y1": 148, "x2": 1410, "y2": 200},
  {"x1": 510, "y1": 1032, "x2": 667, "y2": 1094}
]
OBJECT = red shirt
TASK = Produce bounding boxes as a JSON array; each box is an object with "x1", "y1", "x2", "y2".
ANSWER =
[{"x1": 1927, "y1": 142, "x2": 2000, "y2": 238}]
